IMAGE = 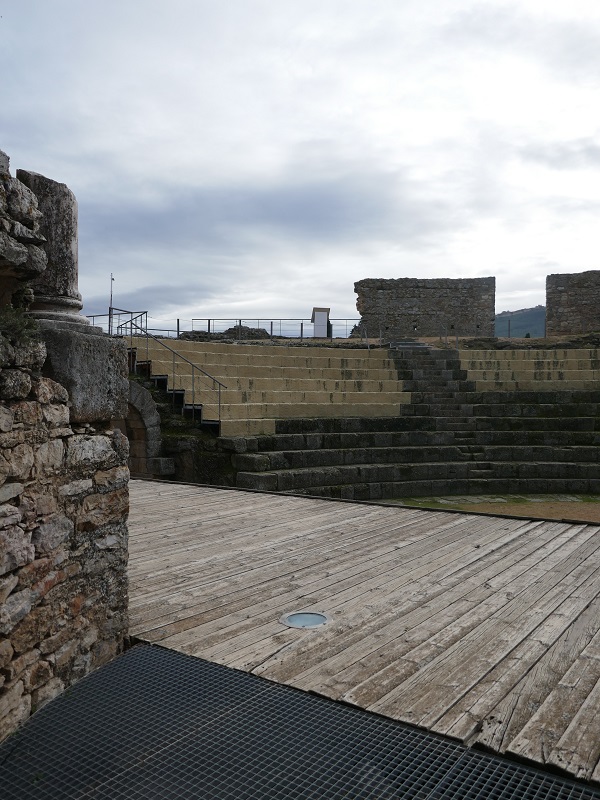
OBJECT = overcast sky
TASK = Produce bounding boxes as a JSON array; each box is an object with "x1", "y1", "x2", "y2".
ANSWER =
[{"x1": 2, "y1": 1, "x2": 600, "y2": 329}]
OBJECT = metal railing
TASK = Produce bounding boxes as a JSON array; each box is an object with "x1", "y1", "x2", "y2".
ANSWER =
[
  {"x1": 105, "y1": 309, "x2": 226, "y2": 425},
  {"x1": 87, "y1": 313, "x2": 363, "y2": 340},
  {"x1": 190, "y1": 318, "x2": 360, "y2": 339},
  {"x1": 87, "y1": 309, "x2": 178, "y2": 338}
]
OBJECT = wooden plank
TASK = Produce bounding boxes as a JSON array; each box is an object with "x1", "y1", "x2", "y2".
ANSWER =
[
  {"x1": 507, "y1": 629, "x2": 600, "y2": 776},
  {"x1": 128, "y1": 512, "x2": 482, "y2": 630},
  {"x1": 264, "y1": 521, "x2": 588, "y2": 698},
  {"x1": 432, "y1": 568, "x2": 600, "y2": 741},
  {"x1": 136, "y1": 515, "x2": 523, "y2": 650},
  {"x1": 366, "y1": 530, "x2": 600, "y2": 725}
]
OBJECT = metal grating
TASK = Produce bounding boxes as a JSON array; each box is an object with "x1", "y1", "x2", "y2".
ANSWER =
[{"x1": 0, "y1": 643, "x2": 598, "y2": 800}]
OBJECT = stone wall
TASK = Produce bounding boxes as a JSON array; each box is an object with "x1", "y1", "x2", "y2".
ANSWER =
[
  {"x1": 354, "y1": 277, "x2": 496, "y2": 338},
  {"x1": 0, "y1": 149, "x2": 129, "y2": 742},
  {"x1": 546, "y1": 271, "x2": 600, "y2": 336}
]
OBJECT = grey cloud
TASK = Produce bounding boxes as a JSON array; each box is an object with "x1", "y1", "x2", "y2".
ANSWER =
[
  {"x1": 79, "y1": 168, "x2": 456, "y2": 256},
  {"x1": 443, "y1": 5, "x2": 600, "y2": 80},
  {"x1": 518, "y1": 139, "x2": 600, "y2": 170},
  {"x1": 83, "y1": 283, "x2": 216, "y2": 318}
]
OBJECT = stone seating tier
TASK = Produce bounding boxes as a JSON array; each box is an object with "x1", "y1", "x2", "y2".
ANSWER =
[
  {"x1": 225, "y1": 345, "x2": 599, "y2": 497},
  {"x1": 129, "y1": 339, "x2": 599, "y2": 494},
  {"x1": 131, "y1": 338, "x2": 410, "y2": 436}
]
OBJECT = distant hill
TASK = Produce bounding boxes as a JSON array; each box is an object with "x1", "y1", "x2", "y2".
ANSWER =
[{"x1": 495, "y1": 306, "x2": 545, "y2": 338}]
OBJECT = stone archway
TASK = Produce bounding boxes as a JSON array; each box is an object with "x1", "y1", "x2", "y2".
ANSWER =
[{"x1": 124, "y1": 381, "x2": 174, "y2": 479}]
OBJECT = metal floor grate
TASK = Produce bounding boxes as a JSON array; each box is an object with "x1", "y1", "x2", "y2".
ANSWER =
[{"x1": 1, "y1": 644, "x2": 598, "y2": 799}]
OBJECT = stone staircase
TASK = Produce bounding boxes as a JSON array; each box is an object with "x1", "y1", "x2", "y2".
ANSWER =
[
  {"x1": 129, "y1": 337, "x2": 411, "y2": 436},
  {"x1": 229, "y1": 346, "x2": 600, "y2": 499}
]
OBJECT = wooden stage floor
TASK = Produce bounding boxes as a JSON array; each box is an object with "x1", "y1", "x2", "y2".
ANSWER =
[{"x1": 128, "y1": 479, "x2": 600, "y2": 784}]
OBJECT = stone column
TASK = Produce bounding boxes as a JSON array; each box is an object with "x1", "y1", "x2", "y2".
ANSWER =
[{"x1": 16, "y1": 170, "x2": 89, "y2": 328}]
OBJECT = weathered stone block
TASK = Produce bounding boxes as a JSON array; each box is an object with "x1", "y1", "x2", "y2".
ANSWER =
[
  {"x1": 22, "y1": 659, "x2": 53, "y2": 692},
  {"x1": 34, "y1": 440, "x2": 64, "y2": 475},
  {"x1": 10, "y1": 606, "x2": 55, "y2": 654},
  {"x1": 8, "y1": 443, "x2": 34, "y2": 480},
  {"x1": 67, "y1": 434, "x2": 116, "y2": 470},
  {"x1": 0, "y1": 588, "x2": 33, "y2": 635},
  {"x1": 94, "y1": 465, "x2": 129, "y2": 490},
  {"x1": 31, "y1": 676, "x2": 63, "y2": 710},
  {"x1": 12, "y1": 401, "x2": 42, "y2": 426},
  {"x1": 0, "y1": 681, "x2": 30, "y2": 741},
  {"x1": 0, "y1": 407, "x2": 13, "y2": 433},
  {"x1": 0, "y1": 503, "x2": 22, "y2": 525},
  {"x1": 13, "y1": 340, "x2": 46, "y2": 370},
  {"x1": 41, "y1": 403, "x2": 70, "y2": 428},
  {"x1": 0, "y1": 574, "x2": 18, "y2": 603},
  {"x1": 0, "y1": 523, "x2": 33, "y2": 576},
  {"x1": 3, "y1": 647, "x2": 39, "y2": 682},
  {"x1": 232, "y1": 453, "x2": 271, "y2": 471},
  {"x1": 16, "y1": 557, "x2": 53, "y2": 589},
  {"x1": 0, "y1": 483, "x2": 24, "y2": 504},
  {"x1": 76, "y1": 489, "x2": 128, "y2": 531},
  {"x1": 91, "y1": 639, "x2": 118, "y2": 669},
  {"x1": 38, "y1": 325, "x2": 128, "y2": 423},
  {"x1": 0, "y1": 370, "x2": 31, "y2": 400},
  {"x1": 58, "y1": 478, "x2": 93, "y2": 497},
  {"x1": 33, "y1": 377, "x2": 69, "y2": 404},
  {"x1": 0, "y1": 231, "x2": 28, "y2": 267},
  {"x1": 32, "y1": 514, "x2": 73, "y2": 556},
  {"x1": 0, "y1": 638, "x2": 13, "y2": 668}
]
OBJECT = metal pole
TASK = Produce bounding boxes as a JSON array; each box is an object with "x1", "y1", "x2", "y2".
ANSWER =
[
  {"x1": 300, "y1": 322, "x2": 303, "y2": 341},
  {"x1": 177, "y1": 319, "x2": 180, "y2": 339},
  {"x1": 109, "y1": 274, "x2": 114, "y2": 334}
]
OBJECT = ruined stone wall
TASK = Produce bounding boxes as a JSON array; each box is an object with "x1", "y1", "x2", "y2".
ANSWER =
[
  {"x1": 546, "y1": 271, "x2": 600, "y2": 336},
  {"x1": 0, "y1": 150, "x2": 129, "y2": 742},
  {"x1": 354, "y1": 277, "x2": 496, "y2": 338}
]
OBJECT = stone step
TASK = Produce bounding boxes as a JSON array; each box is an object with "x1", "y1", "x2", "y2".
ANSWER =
[
  {"x1": 236, "y1": 460, "x2": 600, "y2": 493},
  {"x1": 204, "y1": 388, "x2": 408, "y2": 405},
  {"x1": 135, "y1": 339, "x2": 397, "y2": 369},
  {"x1": 270, "y1": 414, "x2": 599, "y2": 436},
  {"x1": 149, "y1": 358, "x2": 400, "y2": 382},
  {"x1": 195, "y1": 377, "x2": 405, "y2": 392},
  {"x1": 201, "y1": 399, "x2": 409, "y2": 422},
  {"x1": 461, "y1": 348, "x2": 600, "y2": 360},
  {"x1": 247, "y1": 428, "x2": 600, "y2": 451},
  {"x1": 291, "y1": 476, "x2": 600, "y2": 501},
  {"x1": 232, "y1": 444, "x2": 599, "y2": 472}
]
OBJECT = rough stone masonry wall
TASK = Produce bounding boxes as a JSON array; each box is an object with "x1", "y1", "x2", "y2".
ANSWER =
[
  {"x1": 546, "y1": 271, "x2": 600, "y2": 336},
  {"x1": 0, "y1": 149, "x2": 129, "y2": 742},
  {"x1": 355, "y1": 277, "x2": 496, "y2": 338}
]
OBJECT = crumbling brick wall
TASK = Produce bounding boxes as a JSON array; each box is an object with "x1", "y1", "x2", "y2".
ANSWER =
[
  {"x1": 354, "y1": 277, "x2": 496, "y2": 338},
  {"x1": 546, "y1": 271, "x2": 600, "y2": 336},
  {"x1": 0, "y1": 149, "x2": 129, "y2": 742}
]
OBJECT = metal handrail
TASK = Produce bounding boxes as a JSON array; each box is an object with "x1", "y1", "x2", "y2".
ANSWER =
[{"x1": 120, "y1": 316, "x2": 226, "y2": 426}]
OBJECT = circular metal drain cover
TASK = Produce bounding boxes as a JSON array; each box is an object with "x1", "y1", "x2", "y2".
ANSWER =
[{"x1": 280, "y1": 611, "x2": 330, "y2": 629}]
